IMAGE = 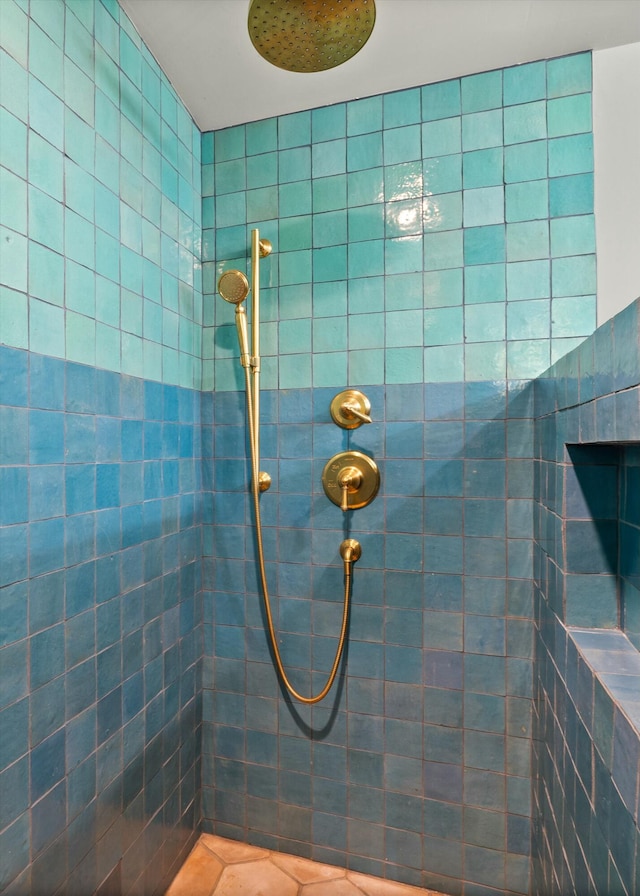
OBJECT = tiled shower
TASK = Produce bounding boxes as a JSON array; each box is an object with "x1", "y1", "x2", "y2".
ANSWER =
[{"x1": 0, "y1": 1, "x2": 638, "y2": 895}]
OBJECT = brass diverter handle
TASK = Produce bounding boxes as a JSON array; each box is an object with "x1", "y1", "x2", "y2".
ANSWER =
[
  {"x1": 330, "y1": 389, "x2": 372, "y2": 429},
  {"x1": 322, "y1": 451, "x2": 380, "y2": 512}
]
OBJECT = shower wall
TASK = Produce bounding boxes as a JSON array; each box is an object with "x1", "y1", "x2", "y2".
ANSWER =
[
  {"x1": 532, "y1": 297, "x2": 640, "y2": 895},
  {"x1": 0, "y1": 0, "x2": 203, "y2": 892},
  {"x1": 201, "y1": 54, "x2": 597, "y2": 894}
]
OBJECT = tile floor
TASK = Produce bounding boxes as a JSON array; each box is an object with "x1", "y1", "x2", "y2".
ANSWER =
[{"x1": 166, "y1": 834, "x2": 447, "y2": 896}]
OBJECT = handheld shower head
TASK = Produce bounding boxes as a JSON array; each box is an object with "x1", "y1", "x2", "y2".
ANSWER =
[{"x1": 218, "y1": 269, "x2": 250, "y2": 305}]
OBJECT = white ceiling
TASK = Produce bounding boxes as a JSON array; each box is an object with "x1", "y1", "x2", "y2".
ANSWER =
[{"x1": 119, "y1": 0, "x2": 640, "y2": 133}]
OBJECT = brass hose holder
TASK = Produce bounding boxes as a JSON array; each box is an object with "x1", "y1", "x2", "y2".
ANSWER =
[{"x1": 322, "y1": 450, "x2": 380, "y2": 512}]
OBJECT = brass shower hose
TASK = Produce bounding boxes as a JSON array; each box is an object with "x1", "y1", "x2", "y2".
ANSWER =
[{"x1": 243, "y1": 366, "x2": 352, "y2": 704}]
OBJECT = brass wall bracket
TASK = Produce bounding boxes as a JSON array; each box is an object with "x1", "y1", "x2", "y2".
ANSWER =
[
  {"x1": 330, "y1": 389, "x2": 372, "y2": 429},
  {"x1": 322, "y1": 450, "x2": 380, "y2": 512}
]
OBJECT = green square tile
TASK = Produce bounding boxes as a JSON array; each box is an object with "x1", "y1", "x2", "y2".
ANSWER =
[
  {"x1": 348, "y1": 239, "x2": 384, "y2": 278},
  {"x1": 506, "y1": 339, "x2": 550, "y2": 379},
  {"x1": 312, "y1": 103, "x2": 346, "y2": 142},
  {"x1": 279, "y1": 318, "x2": 311, "y2": 355},
  {"x1": 506, "y1": 220, "x2": 549, "y2": 262},
  {"x1": 312, "y1": 138, "x2": 346, "y2": 178},
  {"x1": 29, "y1": 75, "x2": 64, "y2": 150},
  {"x1": 384, "y1": 125, "x2": 421, "y2": 165},
  {"x1": 463, "y1": 225, "x2": 505, "y2": 266},
  {"x1": 347, "y1": 94, "x2": 383, "y2": 135},
  {"x1": 386, "y1": 199, "x2": 423, "y2": 237},
  {"x1": 547, "y1": 93, "x2": 592, "y2": 137},
  {"x1": 95, "y1": 322, "x2": 121, "y2": 372},
  {"x1": 384, "y1": 88, "x2": 421, "y2": 128},
  {"x1": 504, "y1": 101, "x2": 547, "y2": 145},
  {"x1": 461, "y1": 70, "x2": 502, "y2": 113},
  {"x1": 424, "y1": 230, "x2": 463, "y2": 271},
  {"x1": 463, "y1": 186, "x2": 504, "y2": 227},
  {"x1": 279, "y1": 352, "x2": 311, "y2": 388},
  {"x1": 279, "y1": 248, "x2": 312, "y2": 285},
  {"x1": 214, "y1": 125, "x2": 245, "y2": 161},
  {"x1": 386, "y1": 272, "x2": 423, "y2": 311},
  {"x1": 314, "y1": 280, "x2": 347, "y2": 317},
  {"x1": 424, "y1": 268, "x2": 463, "y2": 308},
  {"x1": 349, "y1": 203, "x2": 384, "y2": 242},
  {"x1": 347, "y1": 132, "x2": 383, "y2": 172},
  {"x1": 66, "y1": 259, "x2": 95, "y2": 316},
  {"x1": 423, "y1": 193, "x2": 462, "y2": 233},
  {"x1": 424, "y1": 306, "x2": 463, "y2": 346},
  {"x1": 0, "y1": 0, "x2": 28, "y2": 66},
  {"x1": 29, "y1": 22, "x2": 64, "y2": 98},
  {"x1": 29, "y1": 296, "x2": 64, "y2": 357},
  {"x1": 0, "y1": 167, "x2": 27, "y2": 235},
  {"x1": 423, "y1": 155, "x2": 462, "y2": 195},
  {"x1": 548, "y1": 134, "x2": 593, "y2": 177},
  {"x1": 349, "y1": 276, "x2": 384, "y2": 314},
  {"x1": 246, "y1": 118, "x2": 277, "y2": 156},
  {"x1": 143, "y1": 339, "x2": 162, "y2": 382},
  {"x1": 551, "y1": 295, "x2": 596, "y2": 338},
  {"x1": 424, "y1": 344, "x2": 464, "y2": 382},
  {"x1": 0, "y1": 286, "x2": 28, "y2": 349},
  {"x1": 0, "y1": 226, "x2": 27, "y2": 292},
  {"x1": 349, "y1": 167, "x2": 385, "y2": 206},
  {"x1": 385, "y1": 235, "x2": 423, "y2": 274},
  {"x1": 313, "y1": 351, "x2": 347, "y2": 387},
  {"x1": 349, "y1": 348, "x2": 384, "y2": 385},
  {"x1": 551, "y1": 254, "x2": 596, "y2": 297},
  {"x1": 247, "y1": 152, "x2": 277, "y2": 189},
  {"x1": 387, "y1": 309, "x2": 423, "y2": 348},
  {"x1": 421, "y1": 79, "x2": 461, "y2": 121},
  {"x1": 385, "y1": 162, "x2": 422, "y2": 201},
  {"x1": 464, "y1": 264, "x2": 505, "y2": 305},
  {"x1": 143, "y1": 298, "x2": 163, "y2": 343},
  {"x1": 463, "y1": 148, "x2": 503, "y2": 188},
  {"x1": 280, "y1": 215, "x2": 312, "y2": 251},
  {"x1": 121, "y1": 332, "x2": 143, "y2": 377},
  {"x1": 547, "y1": 53, "x2": 591, "y2": 98},
  {"x1": 422, "y1": 118, "x2": 461, "y2": 157},
  {"x1": 505, "y1": 180, "x2": 549, "y2": 222},
  {"x1": 386, "y1": 346, "x2": 423, "y2": 383},
  {"x1": 313, "y1": 173, "x2": 347, "y2": 211},
  {"x1": 314, "y1": 244, "x2": 347, "y2": 282},
  {"x1": 464, "y1": 303, "x2": 505, "y2": 343},
  {"x1": 278, "y1": 146, "x2": 311, "y2": 184},
  {"x1": 465, "y1": 341, "x2": 506, "y2": 380},
  {"x1": 65, "y1": 158, "x2": 95, "y2": 223},
  {"x1": 549, "y1": 173, "x2": 593, "y2": 217},
  {"x1": 313, "y1": 316, "x2": 348, "y2": 352},
  {"x1": 461, "y1": 110, "x2": 502, "y2": 151},
  {"x1": 278, "y1": 110, "x2": 311, "y2": 148},
  {"x1": 348, "y1": 312, "x2": 384, "y2": 349},
  {"x1": 507, "y1": 299, "x2": 549, "y2": 340},
  {"x1": 504, "y1": 141, "x2": 547, "y2": 184},
  {"x1": 95, "y1": 274, "x2": 119, "y2": 325},
  {"x1": 1, "y1": 48, "x2": 29, "y2": 123},
  {"x1": 549, "y1": 214, "x2": 595, "y2": 257},
  {"x1": 313, "y1": 210, "x2": 347, "y2": 247},
  {"x1": 279, "y1": 180, "x2": 312, "y2": 217},
  {"x1": 0, "y1": 108, "x2": 27, "y2": 178},
  {"x1": 506, "y1": 260, "x2": 550, "y2": 300},
  {"x1": 503, "y1": 61, "x2": 546, "y2": 106}
]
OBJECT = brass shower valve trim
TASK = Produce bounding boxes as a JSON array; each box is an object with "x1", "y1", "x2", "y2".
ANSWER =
[
  {"x1": 330, "y1": 389, "x2": 372, "y2": 429},
  {"x1": 322, "y1": 450, "x2": 380, "y2": 512}
]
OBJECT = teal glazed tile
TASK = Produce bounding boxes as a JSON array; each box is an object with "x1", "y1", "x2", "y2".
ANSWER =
[
  {"x1": 349, "y1": 348, "x2": 384, "y2": 384},
  {"x1": 350, "y1": 166, "x2": 385, "y2": 206},
  {"x1": 423, "y1": 155, "x2": 462, "y2": 195},
  {"x1": 464, "y1": 263, "x2": 506, "y2": 305},
  {"x1": 0, "y1": 169, "x2": 27, "y2": 235},
  {"x1": 278, "y1": 110, "x2": 311, "y2": 148},
  {"x1": 507, "y1": 299, "x2": 549, "y2": 340},
  {"x1": 421, "y1": 79, "x2": 461, "y2": 121},
  {"x1": 464, "y1": 303, "x2": 505, "y2": 343},
  {"x1": 387, "y1": 309, "x2": 423, "y2": 347},
  {"x1": 280, "y1": 214, "x2": 312, "y2": 251},
  {"x1": 505, "y1": 180, "x2": 549, "y2": 222},
  {"x1": 504, "y1": 140, "x2": 547, "y2": 183},
  {"x1": 506, "y1": 220, "x2": 549, "y2": 262},
  {"x1": 347, "y1": 132, "x2": 383, "y2": 172},
  {"x1": 424, "y1": 229, "x2": 463, "y2": 271},
  {"x1": 550, "y1": 214, "x2": 595, "y2": 257},
  {"x1": 386, "y1": 271, "x2": 423, "y2": 311},
  {"x1": 549, "y1": 173, "x2": 594, "y2": 217},
  {"x1": 551, "y1": 295, "x2": 596, "y2": 338},
  {"x1": 29, "y1": 131, "x2": 63, "y2": 200},
  {"x1": 246, "y1": 117, "x2": 277, "y2": 156},
  {"x1": 214, "y1": 158, "x2": 246, "y2": 194},
  {"x1": 547, "y1": 52, "x2": 592, "y2": 98},
  {"x1": 278, "y1": 146, "x2": 311, "y2": 184},
  {"x1": 384, "y1": 87, "x2": 421, "y2": 129},
  {"x1": 313, "y1": 210, "x2": 347, "y2": 247},
  {"x1": 348, "y1": 311, "x2": 384, "y2": 349},
  {"x1": 422, "y1": 192, "x2": 462, "y2": 233},
  {"x1": 504, "y1": 101, "x2": 547, "y2": 145},
  {"x1": 548, "y1": 133, "x2": 593, "y2": 178},
  {"x1": 463, "y1": 148, "x2": 503, "y2": 188},
  {"x1": 463, "y1": 186, "x2": 504, "y2": 227},
  {"x1": 384, "y1": 124, "x2": 421, "y2": 165},
  {"x1": 463, "y1": 225, "x2": 505, "y2": 266},
  {"x1": 423, "y1": 268, "x2": 463, "y2": 308},
  {"x1": 386, "y1": 346, "x2": 423, "y2": 384},
  {"x1": 313, "y1": 173, "x2": 347, "y2": 211},
  {"x1": 312, "y1": 350, "x2": 346, "y2": 387},
  {"x1": 214, "y1": 125, "x2": 244, "y2": 161},
  {"x1": 462, "y1": 110, "x2": 503, "y2": 151},
  {"x1": 29, "y1": 75, "x2": 64, "y2": 149},
  {"x1": 422, "y1": 117, "x2": 461, "y2": 158},
  {"x1": 347, "y1": 94, "x2": 383, "y2": 136},
  {"x1": 246, "y1": 152, "x2": 277, "y2": 189},
  {"x1": 348, "y1": 239, "x2": 384, "y2": 279},
  {"x1": 386, "y1": 199, "x2": 423, "y2": 237},
  {"x1": 461, "y1": 70, "x2": 503, "y2": 113},
  {"x1": 314, "y1": 244, "x2": 347, "y2": 282},
  {"x1": 551, "y1": 254, "x2": 596, "y2": 297},
  {"x1": 349, "y1": 275, "x2": 383, "y2": 313},
  {"x1": 313, "y1": 138, "x2": 346, "y2": 178},
  {"x1": 424, "y1": 306, "x2": 463, "y2": 346},
  {"x1": 279, "y1": 180, "x2": 312, "y2": 217},
  {"x1": 29, "y1": 22, "x2": 64, "y2": 99},
  {"x1": 279, "y1": 352, "x2": 311, "y2": 389},
  {"x1": 0, "y1": 108, "x2": 28, "y2": 178},
  {"x1": 506, "y1": 259, "x2": 550, "y2": 300},
  {"x1": 312, "y1": 103, "x2": 346, "y2": 142},
  {"x1": 547, "y1": 93, "x2": 592, "y2": 137},
  {"x1": 349, "y1": 203, "x2": 384, "y2": 242},
  {"x1": 465, "y1": 341, "x2": 506, "y2": 380},
  {"x1": 503, "y1": 60, "x2": 546, "y2": 106}
]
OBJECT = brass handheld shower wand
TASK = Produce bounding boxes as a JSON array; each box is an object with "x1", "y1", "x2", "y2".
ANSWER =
[{"x1": 217, "y1": 230, "x2": 359, "y2": 704}]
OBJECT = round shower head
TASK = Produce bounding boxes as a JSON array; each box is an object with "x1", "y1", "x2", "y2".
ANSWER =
[{"x1": 218, "y1": 270, "x2": 250, "y2": 305}]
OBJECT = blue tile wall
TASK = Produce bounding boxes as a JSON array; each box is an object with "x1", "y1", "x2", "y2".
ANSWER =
[
  {"x1": 0, "y1": 0, "x2": 203, "y2": 892},
  {"x1": 200, "y1": 51, "x2": 598, "y2": 896},
  {"x1": 532, "y1": 297, "x2": 640, "y2": 895}
]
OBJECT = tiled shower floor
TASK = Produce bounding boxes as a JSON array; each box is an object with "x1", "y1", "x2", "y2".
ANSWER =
[{"x1": 166, "y1": 834, "x2": 447, "y2": 896}]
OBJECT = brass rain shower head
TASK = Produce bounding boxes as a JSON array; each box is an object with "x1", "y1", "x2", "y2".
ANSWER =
[
  {"x1": 218, "y1": 269, "x2": 250, "y2": 304},
  {"x1": 248, "y1": 0, "x2": 376, "y2": 73}
]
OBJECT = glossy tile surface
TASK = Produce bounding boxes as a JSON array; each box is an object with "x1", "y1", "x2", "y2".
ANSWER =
[{"x1": 167, "y1": 835, "x2": 446, "y2": 896}]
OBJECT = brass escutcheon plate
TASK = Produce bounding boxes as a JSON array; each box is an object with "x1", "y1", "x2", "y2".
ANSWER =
[{"x1": 322, "y1": 450, "x2": 380, "y2": 510}]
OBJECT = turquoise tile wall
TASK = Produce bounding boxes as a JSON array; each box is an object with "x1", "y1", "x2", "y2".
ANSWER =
[
  {"x1": 0, "y1": 1, "x2": 204, "y2": 892},
  {"x1": 0, "y1": 0, "x2": 202, "y2": 388},
  {"x1": 202, "y1": 53, "x2": 598, "y2": 896}
]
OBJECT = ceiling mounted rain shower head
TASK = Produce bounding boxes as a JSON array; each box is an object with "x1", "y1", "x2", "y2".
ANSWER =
[
  {"x1": 218, "y1": 269, "x2": 250, "y2": 304},
  {"x1": 248, "y1": 0, "x2": 376, "y2": 73}
]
